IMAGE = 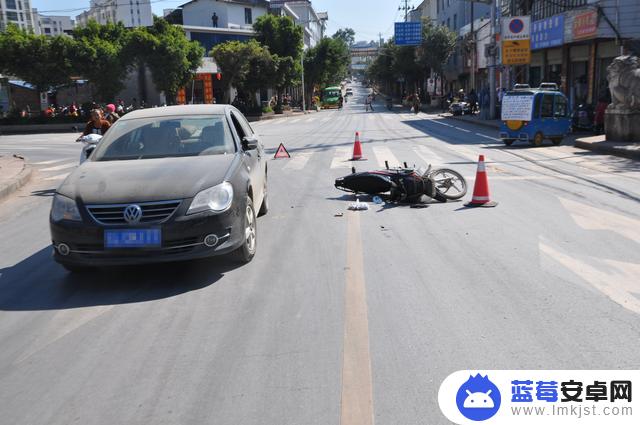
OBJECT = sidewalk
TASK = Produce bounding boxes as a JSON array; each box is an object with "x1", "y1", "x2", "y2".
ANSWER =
[
  {"x1": 0, "y1": 155, "x2": 32, "y2": 201},
  {"x1": 440, "y1": 112, "x2": 501, "y2": 130},
  {"x1": 574, "y1": 135, "x2": 640, "y2": 160}
]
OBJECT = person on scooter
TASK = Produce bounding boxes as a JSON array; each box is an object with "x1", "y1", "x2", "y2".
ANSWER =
[
  {"x1": 338, "y1": 94, "x2": 344, "y2": 109},
  {"x1": 80, "y1": 109, "x2": 111, "y2": 138},
  {"x1": 104, "y1": 103, "x2": 120, "y2": 124}
]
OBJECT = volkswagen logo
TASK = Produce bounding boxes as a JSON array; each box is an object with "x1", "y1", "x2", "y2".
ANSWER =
[{"x1": 123, "y1": 204, "x2": 143, "y2": 224}]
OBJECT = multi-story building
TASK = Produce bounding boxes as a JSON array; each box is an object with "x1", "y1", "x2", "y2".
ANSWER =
[
  {"x1": 521, "y1": 0, "x2": 637, "y2": 108},
  {"x1": 31, "y1": 10, "x2": 74, "y2": 36},
  {"x1": 351, "y1": 41, "x2": 379, "y2": 77},
  {"x1": 75, "y1": 0, "x2": 153, "y2": 28},
  {"x1": 0, "y1": 0, "x2": 35, "y2": 32},
  {"x1": 269, "y1": 0, "x2": 327, "y2": 49}
]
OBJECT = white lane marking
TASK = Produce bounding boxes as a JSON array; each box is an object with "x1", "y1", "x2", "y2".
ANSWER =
[
  {"x1": 331, "y1": 147, "x2": 353, "y2": 169},
  {"x1": 32, "y1": 158, "x2": 69, "y2": 165},
  {"x1": 44, "y1": 172, "x2": 70, "y2": 181},
  {"x1": 382, "y1": 114, "x2": 394, "y2": 120},
  {"x1": 283, "y1": 152, "x2": 313, "y2": 170},
  {"x1": 40, "y1": 162, "x2": 77, "y2": 172},
  {"x1": 475, "y1": 132, "x2": 499, "y2": 141},
  {"x1": 559, "y1": 197, "x2": 640, "y2": 244},
  {"x1": 371, "y1": 146, "x2": 401, "y2": 168},
  {"x1": 454, "y1": 127, "x2": 472, "y2": 133},
  {"x1": 540, "y1": 241, "x2": 640, "y2": 315},
  {"x1": 289, "y1": 118, "x2": 301, "y2": 124},
  {"x1": 412, "y1": 145, "x2": 443, "y2": 166},
  {"x1": 0, "y1": 146, "x2": 47, "y2": 150},
  {"x1": 430, "y1": 120, "x2": 453, "y2": 127}
]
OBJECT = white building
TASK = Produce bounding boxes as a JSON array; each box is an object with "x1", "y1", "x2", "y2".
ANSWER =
[
  {"x1": 75, "y1": 0, "x2": 153, "y2": 28},
  {"x1": 181, "y1": 0, "x2": 269, "y2": 30},
  {"x1": 0, "y1": 0, "x2": 35, "y2": 32},
  {"x1": 269, "y1": 0, "x2": 327, "y2": 49},
  {"x1": 31, "y1": 10, "x2": 74, "y2": 36}
]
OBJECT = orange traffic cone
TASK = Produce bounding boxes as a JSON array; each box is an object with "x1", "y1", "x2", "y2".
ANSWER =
[
  {"x1": 465, "y1": 155, "x2": 498, "y2": 207},
  {"x1": 351, "y1": 131, "x2": 366, "y2": 161}
]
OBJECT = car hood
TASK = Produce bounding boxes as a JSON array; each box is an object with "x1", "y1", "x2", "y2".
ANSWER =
[{"x1": 58, "y1": 154, "x2": 238, "y2": 204}]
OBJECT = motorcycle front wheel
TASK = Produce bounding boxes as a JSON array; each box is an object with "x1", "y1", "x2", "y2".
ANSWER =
[{"x1": 429, "y1": 168, "x2": 467, "y2": 201}]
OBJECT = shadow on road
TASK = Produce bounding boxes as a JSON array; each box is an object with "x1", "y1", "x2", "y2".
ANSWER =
[{"x1": 0, "y1": 245, "x2": 240, "y2": 311}]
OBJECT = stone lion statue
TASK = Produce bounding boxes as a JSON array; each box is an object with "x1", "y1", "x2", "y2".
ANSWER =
[{"x1": 607, "y1": 55, "x2": 640, "y2": 110}]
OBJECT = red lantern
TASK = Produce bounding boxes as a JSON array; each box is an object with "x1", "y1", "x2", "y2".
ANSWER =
[{"x1": 216, "y1": 73, "x2": 222, "y2": 81}]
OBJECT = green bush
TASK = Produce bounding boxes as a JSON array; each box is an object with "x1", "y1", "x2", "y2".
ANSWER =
[{"x1": 261, "y1": 105, "x2": 273, "y2": 114}]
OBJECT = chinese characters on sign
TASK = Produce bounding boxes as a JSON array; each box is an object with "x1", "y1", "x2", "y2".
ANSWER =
[
  {"x1": 511, "y1": 380, "x2": 632, "y2": 403},
  {"x1": 531, "y1": 14, "x2": 564, "y2": 50},
  {"x1": 502, "y1": 40, "x2": 531, "y2": 65},
  {"x1": 394, "y1": 22, "x2": 422, "y2": 46},
  {"x1": 502, "y1": 16, "x2": 531, "y2": 41},
  {"x1": 501, "y1": 94, "x2": 534, "y2": 121},
  {"x1": 573, "y1": 10, "x2": 598, "y2": 40}
]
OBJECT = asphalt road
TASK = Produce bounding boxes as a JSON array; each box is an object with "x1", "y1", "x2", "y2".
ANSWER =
[{"x1": 1, "y1": 85, "x2": 639, "y2": 425}]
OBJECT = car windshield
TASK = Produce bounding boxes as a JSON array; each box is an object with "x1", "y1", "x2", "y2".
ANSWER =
[{"x1": 92, "y1": 115, "x2": 236, "y2": 161}]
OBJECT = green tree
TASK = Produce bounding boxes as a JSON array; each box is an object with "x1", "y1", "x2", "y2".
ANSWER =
[
  {"x1": 130, "y1": 18, "x2": 204, "y2": 103},
  {"x1": 333, "y1": 28, "x2": 356, "y2": 47},
  {"x1": 416, "y1": 21, "x2": 457, "y2": 76},
  {"x1": 0, "y1": 24, "x2": 74, "y2": 104},
  {"x1": 211, "y1": 39, "x2": 277, "y2": 110},
  {"x1": 303, "y1": 36, "x2": 351, "y2": 105},
  {"x1": 70, "y1": 20, "x2": 133, "y2": 103},
  {"x1": 253, "y1": 14, "x2": 303, "y2": 111}
]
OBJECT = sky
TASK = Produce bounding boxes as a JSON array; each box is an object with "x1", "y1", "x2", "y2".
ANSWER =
[{"x1": 31, "y1": 0, "x2": 408, "y2": 41}]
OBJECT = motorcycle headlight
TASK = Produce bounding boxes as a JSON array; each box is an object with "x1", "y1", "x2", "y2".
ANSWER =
[
  {"x1": 51, "y1": 194, "x2": 81, "y2": 222},
  {"x1": 187, "y1": 182, "x2": 234, "y2": 215}
]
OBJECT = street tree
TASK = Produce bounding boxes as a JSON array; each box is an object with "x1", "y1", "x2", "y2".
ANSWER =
[
  {"x1": 333, "y1": 28, "x2": 356, "y2": 47},
  {"x1": 210, "y1": 40, "x2": 254, "y2": 104},
  {"x1": 0, "y1": 24, "x2": 74, "y2": 105},
  {"x1": 416, "y1": 21, "x2": 457, "y2": 96},
  {"x1": 130, "y1": 18, "x2": 204, "y2": 103},
  {"x1": 303, "y1": 36, "x2": 351, "y2": 106},
  {"x1": 70, "y1": 20, "x2": 133, "y2": 103},
  {"x1": 253, "y1": 14, "x2": 303, "y2": 111}
]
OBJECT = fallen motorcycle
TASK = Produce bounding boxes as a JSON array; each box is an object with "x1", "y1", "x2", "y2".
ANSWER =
[{"x1": 335, "y1": 162, "x2": 467, "y2": 203}]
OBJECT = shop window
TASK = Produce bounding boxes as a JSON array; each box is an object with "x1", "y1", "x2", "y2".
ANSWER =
[
  {"x1": 541, "y1": 94, "x2": 554, "y2": 118},
  {"x1": 554, "y1": 95, "x2": 568, "y2": 117}
]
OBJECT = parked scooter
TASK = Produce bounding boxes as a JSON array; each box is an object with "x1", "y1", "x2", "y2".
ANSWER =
[
  {"x1": 571, "y1": 103, "x2": 594, "y2": 132},
  {"x1": 76, "y1": 133, "x2": 102, "y2": 164}
]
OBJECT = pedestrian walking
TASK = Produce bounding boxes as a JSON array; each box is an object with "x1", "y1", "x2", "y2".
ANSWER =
[{"x1": 365, "y1": 94, "x2": 374, "y2": 112}]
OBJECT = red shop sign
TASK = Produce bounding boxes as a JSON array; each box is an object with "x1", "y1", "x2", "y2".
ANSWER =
[{"x1": 573, "y1": 10, "x2": 598, "y2": 40}]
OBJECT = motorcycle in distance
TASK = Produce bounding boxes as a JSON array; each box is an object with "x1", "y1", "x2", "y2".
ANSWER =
[
  {"x1": 76, "y1": 133, "x2": 102, "y2": 164},
  {"x1": 571, "y1": 103, "x2": 594, "y2": 132},
  {"x1": 335, "y1": 161, "x2": 467, "y2": 203}
]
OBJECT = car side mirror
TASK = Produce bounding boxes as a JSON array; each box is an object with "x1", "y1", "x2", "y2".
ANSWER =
[{"x1": 242, "y1": 136, "x2": 259, "y2": 151}]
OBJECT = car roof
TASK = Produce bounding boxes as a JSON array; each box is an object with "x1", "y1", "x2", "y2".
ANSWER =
[{"x1": 118, "y1": 104, "x2": 231, "y2": 121}]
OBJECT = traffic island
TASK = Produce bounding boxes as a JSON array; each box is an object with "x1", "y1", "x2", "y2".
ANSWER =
[
  {"x1": 0, "y1": 155, "x2": 33, "y2": 201},
  {"x1": 574, "y1": 135, "x2": 640, "y2": 160}
]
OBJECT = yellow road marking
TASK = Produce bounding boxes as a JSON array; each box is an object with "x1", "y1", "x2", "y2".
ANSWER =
[{"x1": 341, "y1": 211, "x2": 374, "y2": 425}]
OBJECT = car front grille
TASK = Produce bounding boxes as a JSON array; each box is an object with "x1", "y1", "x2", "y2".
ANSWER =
[{"x1": 86, "y1": 200, "x2": 182, "y2": 225}]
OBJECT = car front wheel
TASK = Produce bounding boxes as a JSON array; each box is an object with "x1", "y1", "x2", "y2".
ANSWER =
[{"x1": 232, "y1": 196, "x2": 257, "y2": 263}]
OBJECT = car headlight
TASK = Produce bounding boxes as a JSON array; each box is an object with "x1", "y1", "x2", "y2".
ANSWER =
[
  {"x1": 51, "y1": 194, "x2": 81, "y2": 222},
  {"x1": 187, "y1": 182, "x2": 234, "y2": 215}
]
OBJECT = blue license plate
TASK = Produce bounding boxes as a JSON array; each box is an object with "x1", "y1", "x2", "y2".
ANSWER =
[{"x1": 104, "y1": 229, "x2": 161, "y2": 248}]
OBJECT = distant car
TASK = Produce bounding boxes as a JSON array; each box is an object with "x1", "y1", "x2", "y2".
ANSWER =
[
  {"x1": 50, "y1": 105, "x2": 268, "y2": 272},
  {"x1": 346, "y1": 88, "x2": 353, "y2": 96}
]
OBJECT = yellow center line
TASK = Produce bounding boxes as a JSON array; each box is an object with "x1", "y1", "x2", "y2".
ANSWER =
[{"x1": 341, "y1": 211, "x2": 374, "y2": 425}]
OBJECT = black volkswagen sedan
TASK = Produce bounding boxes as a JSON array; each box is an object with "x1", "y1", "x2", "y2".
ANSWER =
[{"x1": 50, "y1": 105, "x2": 268, "y2": 272}]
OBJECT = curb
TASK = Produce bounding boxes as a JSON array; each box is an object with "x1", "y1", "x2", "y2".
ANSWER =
[
  {"x1": 574, "y1": 139, "x2": 640, "y2": 160},
  {"x1": 443, "y1": 114, "x2": 501, "y2": 130},
  {"x1": 0, "y1": 159, "x2": 33, "y2": 202}
]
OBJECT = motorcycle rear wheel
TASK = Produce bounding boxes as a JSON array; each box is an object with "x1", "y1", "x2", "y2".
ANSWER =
[{"x1": 430, "y1": 168, "x2": 467, "y2": 201}]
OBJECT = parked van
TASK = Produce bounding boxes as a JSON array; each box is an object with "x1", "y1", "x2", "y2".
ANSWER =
[{"x1": 499, "y1": 86, "x2": 571, "y2": 146}]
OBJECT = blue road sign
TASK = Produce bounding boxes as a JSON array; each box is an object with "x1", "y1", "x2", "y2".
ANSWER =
[
  {"x1": 395, "y1": 22, "x2": 422, "y2": 46},
  {"x1": 531, "y1": 14, "x2": 564, "y2": 50}
]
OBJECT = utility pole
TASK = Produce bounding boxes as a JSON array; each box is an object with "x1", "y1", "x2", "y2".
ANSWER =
[
  {"x1": 489, "y1": 0, "x2": 497, "y2": 119},
  {"x1": 399, "y1": 0, "x2": 411, "y2": 22},
  {"x1": 470, "y1": 1, "x2": 475, "y2": 92}
]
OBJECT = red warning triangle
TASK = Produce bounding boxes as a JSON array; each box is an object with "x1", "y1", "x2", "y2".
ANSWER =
[{"x1": 274, "y1": 143, "x2": 291, "y2": 159}]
